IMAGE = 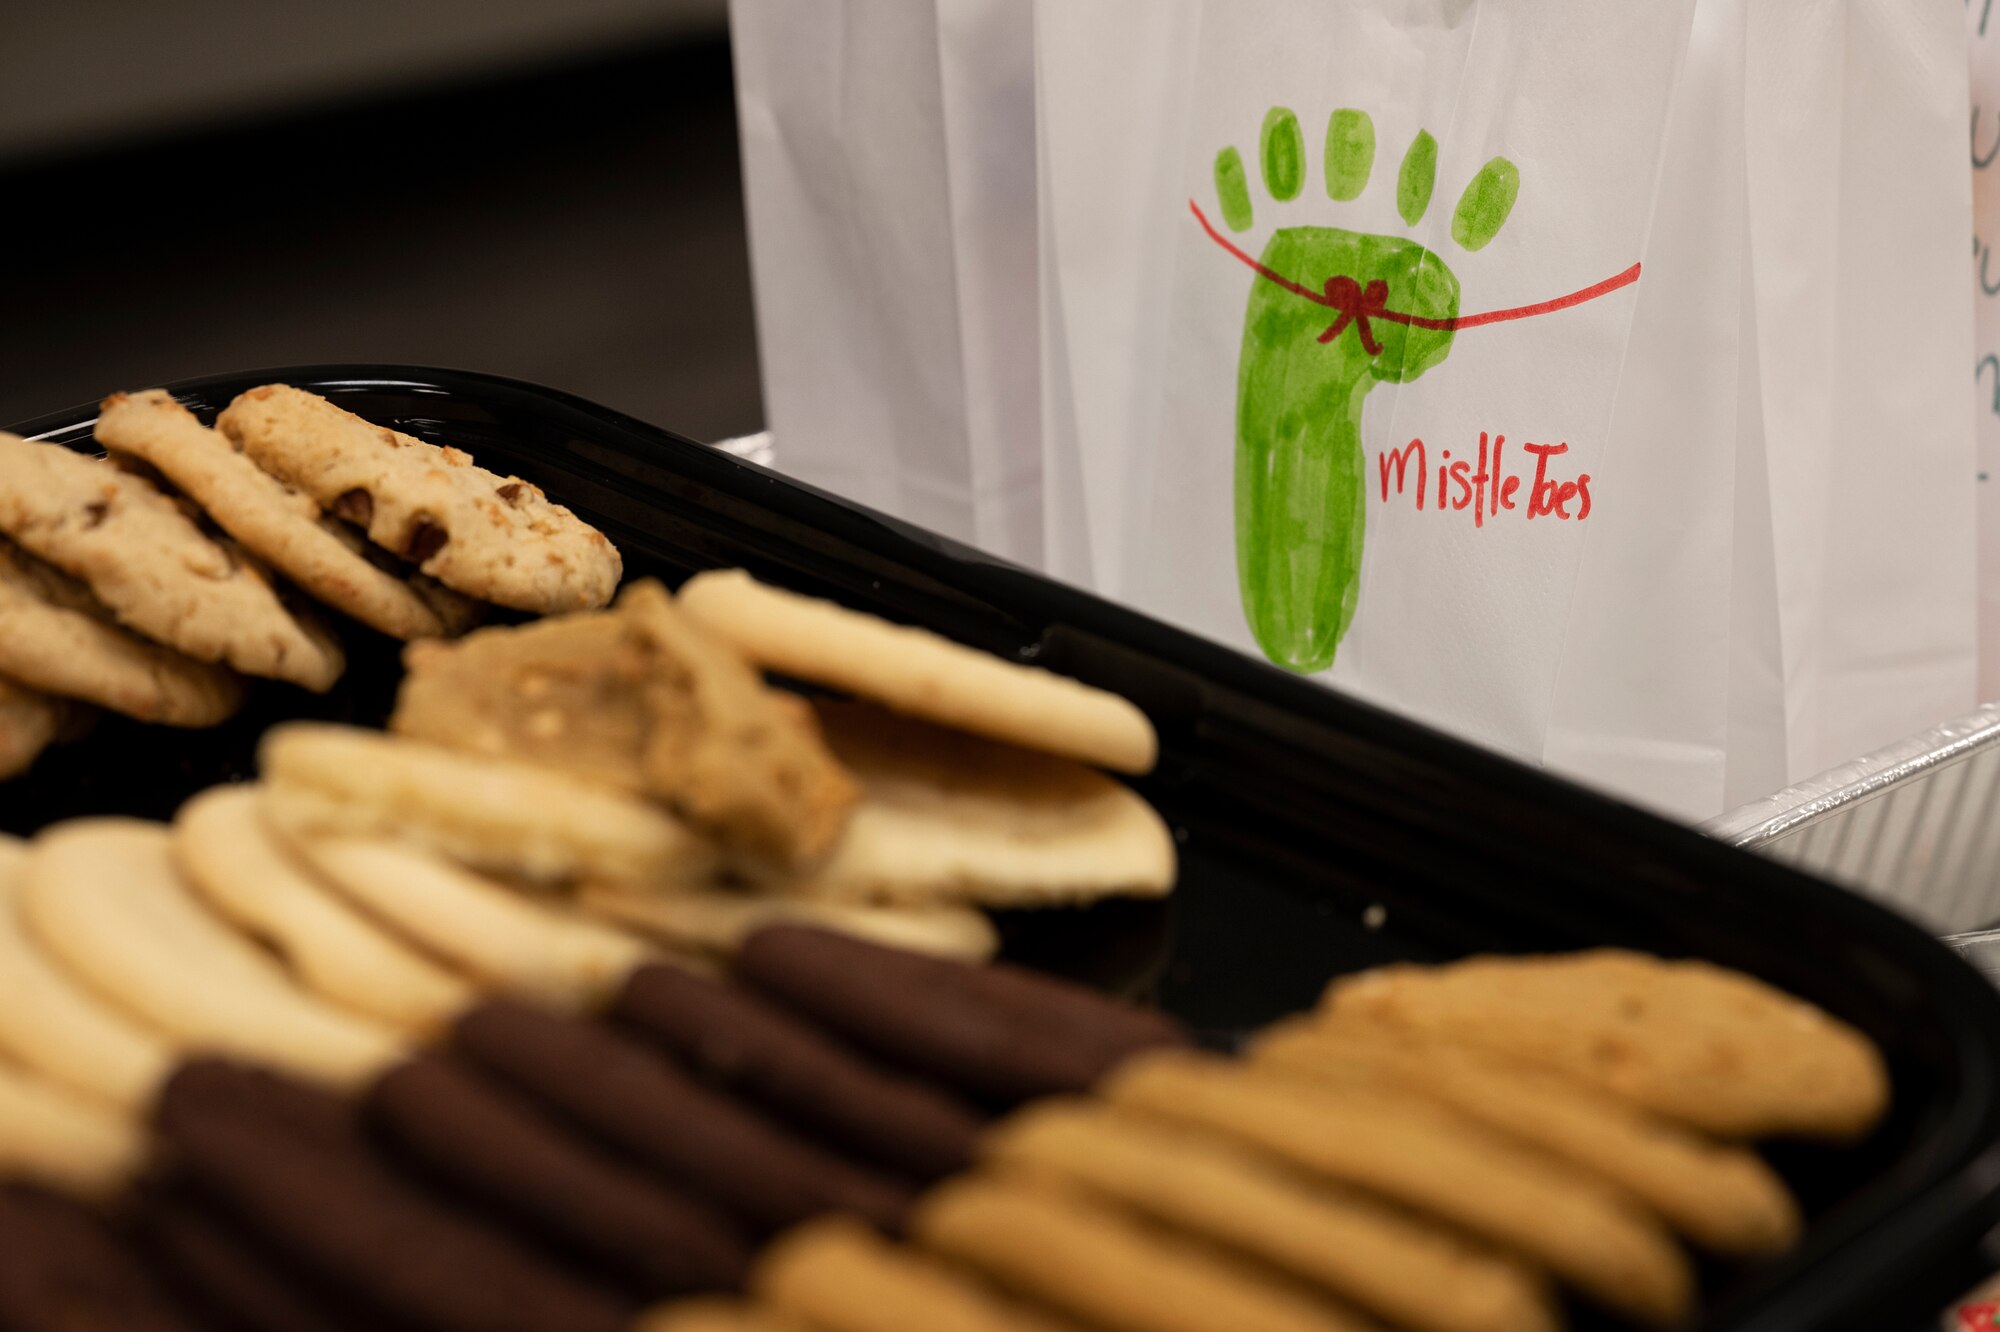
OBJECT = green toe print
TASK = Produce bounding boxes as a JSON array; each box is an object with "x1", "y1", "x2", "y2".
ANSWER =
[{"x1": 1217, "y1": 110, "x2": 1518, "y2": 672}]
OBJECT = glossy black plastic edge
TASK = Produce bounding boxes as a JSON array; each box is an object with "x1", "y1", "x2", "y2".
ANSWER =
[{"x1": 15, "y1": 365, "x2": 2000, "y2": 1332}]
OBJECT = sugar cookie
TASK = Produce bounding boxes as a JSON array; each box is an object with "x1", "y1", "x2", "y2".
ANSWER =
[
  {"x1": 19, "y1": 819, "x2": 401, "y2": 1087},
  {"x1": 173, "y1": 785, "x2": 473, "y2": 1031},
  {"x1": 677, "y1": 569, "x2": 1155, "y2": 773}
]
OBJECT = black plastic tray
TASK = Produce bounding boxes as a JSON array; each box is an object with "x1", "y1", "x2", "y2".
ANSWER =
[{"x1": 10, "y1": 366, "x2": 2000, "y2": 1332}]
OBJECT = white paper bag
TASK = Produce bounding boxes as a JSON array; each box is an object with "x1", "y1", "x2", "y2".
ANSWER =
[
  {"x1": 1545, "y1": 0, "x2": 1977, "y2": 817},
  {"x1": 727, "y1": 0, "x2": 1043, "y2": 564},
  {"x1": 732, "y1": 0, "x2": 1977, "y2": 820},
  {"x1": 1974, "y1": 1, "x2": 2000, "y2": 703}
]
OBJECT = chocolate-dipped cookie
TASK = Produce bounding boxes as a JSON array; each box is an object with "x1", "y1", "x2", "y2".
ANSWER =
[
  {"x1": 367, "y1": 1053, "x2": 753, "y2": 1295},
  {"x1": 155, "y1": 1059, "x2": 633, "y2": 1332},
  {"x1": 138, "y1": 1181, "x2": 379, "y2": 1332},
  {"x1": 0, "y1": 1184, "x2": 203, "y2": 1332},
  {"x1": 734, "y1": 926, "x2": 1189, "y2": 1103},
  {"x1": 614, "y1": 962, "x2": 985, "y2": 1180},
  {"x1": 452, "y1": 1001, "x2": 913, "y2": 1235}
]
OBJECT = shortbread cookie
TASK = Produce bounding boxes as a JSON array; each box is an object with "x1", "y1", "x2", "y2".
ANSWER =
[
  {"x1": 638, "y1": 1299, "x2": 806, "y2": 1332},
  {"x1": 453, "y1": 1000, "x2": 913, "y2": 1235},
  {"x1": 19, "y1": 819, "x2": 401, "y2": 1087},
  {"x1": 216, "y1": 384, "x2": 621, "y2": 613},
  {"x1": 1253, "y1": 1019, "x2": 1800, "y2": 1256},
  {"x1": 678, "y1": 569, "x2": 1156, "y2": 774},
  {"x1": 366, "y1": 1053, "x2": 753, "y2": 1294},
  {"x1": 0, "y1": 1067, "x2": 144, "y2": 1198},
  {"x1": 912, "y1": 1175, "x2": 1374, "y2": 1332},
  {"x1": 0, "y1": 433, "x2": 343, "y2": 689},
  {"x1": 173, "y1": 785, "x2": 473, "y2": 1031},
  {"x1": 0, "y1": 537, "x2": 243, "y2": 724},
  {"x1": 0, "y1": 839, "x2": 172, "y2": 1108},
  {"x1": 736, "y1": 926, "x2": 1188, "y2": 1104},
  {"x1": 757, "y1": 1215, "x2": 1085, "y2": 1332},
  {"x1": 1102, "y1": 1052, "x2": 1693, "y2": 1326},
  {"x1": 259, "y1": 722, "x2": 711, "y2": 887},
  {"x1": 392, "y1": 580, "x2": 858, "y2": 866},
  {"x1": 984, "y1": 1100, "x2": 1557, "y2": 1332},
  {"x1": 292, "y1": 836, "x2": 651, "y2": 1010},
  {"x1": 622, "y1": 579, "x2": 856, "y2": 864},
  {"x1": 582, "y1": 886, "x2": 998, "y2": 962},
  {"x1": 614, "y1": 962, "x2": 986, "y2": 1180},
  {"x1": 97, "y1": 390, "x2": 473, "y2": 640},
  {"x1": 1321, "y1": 950, "x2": 1891, "y2": 1141},
  {"x1": 774, "y1": 701, "x2": 1173, "y2": 908},
  {"x1": 0, "y1": 677, "x2": 61, "y2": 779},
  {"x1": 156, "y1": 1059, "x2": 634, "y2": 1332}
]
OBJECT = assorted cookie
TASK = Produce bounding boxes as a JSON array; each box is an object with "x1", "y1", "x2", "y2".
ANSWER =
[
  {"x1": 0, "y1": 678, "x2": 71, "y2": 782},
  {"x1": 380, "y1": 572, "x2": 1173, "y2": 944},
  {"x1": 391, "y1": 579, "x2": 859, "y2": 869},
  {"x1": 0, "y1": 912, "x2": 1180, "y2": 1332},
  {"x1": 0, "y1": 389, "x2": 1911, "y2": 1332},
  {"x1": 1318, "y1": 949, "x2": 1892, "y2": 1142},
  {"x1": 96, "y1": 390, "x2": 480, "y2": 642},
  {"x1": 172, "y1": 786, "x2": 474, "y2": 1033},
  {"x1": 657, "y1": 948, "x2": 1885, "y2": 1332},
  {"x1": 20, "y1": 819, "x2": 401, "y2": 1088},
  {"x1": 0, "y1": 536, "x2": 243, "y2": 728},
  {"x1": 0, "y1": 785, "x2": 1902, "y2": 1332},
  {"x1": 0, "y1": 385, "x2": 630, "y2": 780},
  {"x1": 676, "y1": 568, "x2": 1157, "y2": 775},
  {"x1": 259, "y1": 721, "x2": 713, "y2": 889},
  {"x1": 0, "y1": 432, "x2": 345, "y2": 691},
  {"x1": 215, "y1": 383, "x2": 623, "y2": 614}
]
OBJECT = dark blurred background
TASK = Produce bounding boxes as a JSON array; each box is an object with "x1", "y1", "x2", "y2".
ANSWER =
[{"x1": 0, "y1": 1, "x2": 762, "y2": 442}]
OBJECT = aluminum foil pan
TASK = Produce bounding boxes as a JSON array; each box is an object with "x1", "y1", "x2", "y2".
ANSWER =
[
  {"x1": 712, "y1": 429, "x2": 776, "y2": 468},
  {"x1": 1704, "y1": 703, "x2": 2000, "y2": 936}
]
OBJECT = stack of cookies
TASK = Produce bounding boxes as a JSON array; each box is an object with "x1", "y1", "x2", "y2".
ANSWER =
[
  {"x1": 0, "y1": 384, "x2": 622, "y2": 779},
  {"x1": 257, "y1": 567, "x2": 1180, "y2": 964},
  {"x1": 0, "y1": 841, "x2": 1190, "y2": 1332},
  {"x1": 0, "y1": 796, "x2": 1896, "y2": 1332},
  {"x1": 650, "y1": 950, "x2": 1890, "y2": 1332}
]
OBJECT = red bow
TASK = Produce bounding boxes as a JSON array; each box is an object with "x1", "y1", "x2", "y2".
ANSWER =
[
  {"x1": 1316, "y1": 275, "x2": 1391, "y2": 355},
  {"x1": 1956, "y1": 1300, "x2": 2000, "y2": 1330}
]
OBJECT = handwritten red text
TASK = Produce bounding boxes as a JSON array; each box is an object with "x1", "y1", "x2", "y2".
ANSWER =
[{"x1": 1376, "y1": 433, "x2": 1591, "y2": 525}]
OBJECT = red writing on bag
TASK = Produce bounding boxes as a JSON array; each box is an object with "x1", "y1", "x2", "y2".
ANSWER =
[{"x1": 1376, "y1": 432, "x2": 1591, "y2": 525}]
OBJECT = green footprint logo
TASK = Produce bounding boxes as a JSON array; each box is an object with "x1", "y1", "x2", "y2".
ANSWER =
[{"x1": 1207, "y1": 107, "x2": 1518, "y2": 673}]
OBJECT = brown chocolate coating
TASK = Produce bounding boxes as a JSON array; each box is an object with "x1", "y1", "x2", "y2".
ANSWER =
[
  {"x1": 160, "y1": 1058, "x2": 362, "y2": 1147},
  {"x1": 0, "y1": 1184, "x2": 203, "y2": 1332},
  {"x1": 138, "y1": 1183, "x2": 372, "y2": 1332},
  {"x1": 154, "y1": 1059, "x2": 632, "y2": 1332},
  {"x1": 367, "y1": 1053, "x2": 753, "y2": 1295},
  {"x1": 614, "y1": 962, "x2": 985, "y2": 1180},
  {"x1": 452, "y1": 1001, "x2": 914, "y2": 1235},
  {"x1": 734, "y1": 925, "x2": 1190, "y2": 1103}
]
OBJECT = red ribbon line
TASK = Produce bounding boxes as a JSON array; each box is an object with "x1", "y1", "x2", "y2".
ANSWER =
[{"x1": 1188, "y1": 198, "x2": 1641, "y2": 353}]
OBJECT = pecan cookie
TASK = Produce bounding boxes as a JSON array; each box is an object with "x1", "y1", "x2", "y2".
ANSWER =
[
  {"x1": 0, "y1": 677, "x2": 64, "y2": 780},
  {"x1": 97, "y1": 390, "x2": 477, "y2": 640},
  {"x1": 0, "y1": 536, "x2": 243, "y2": 725},
  {"x1": 216, "y1": 384, "x2": 621, "y2": 613},
  {"x1": 0, "y1": 434, "x2": 342, "y2": 691}
]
